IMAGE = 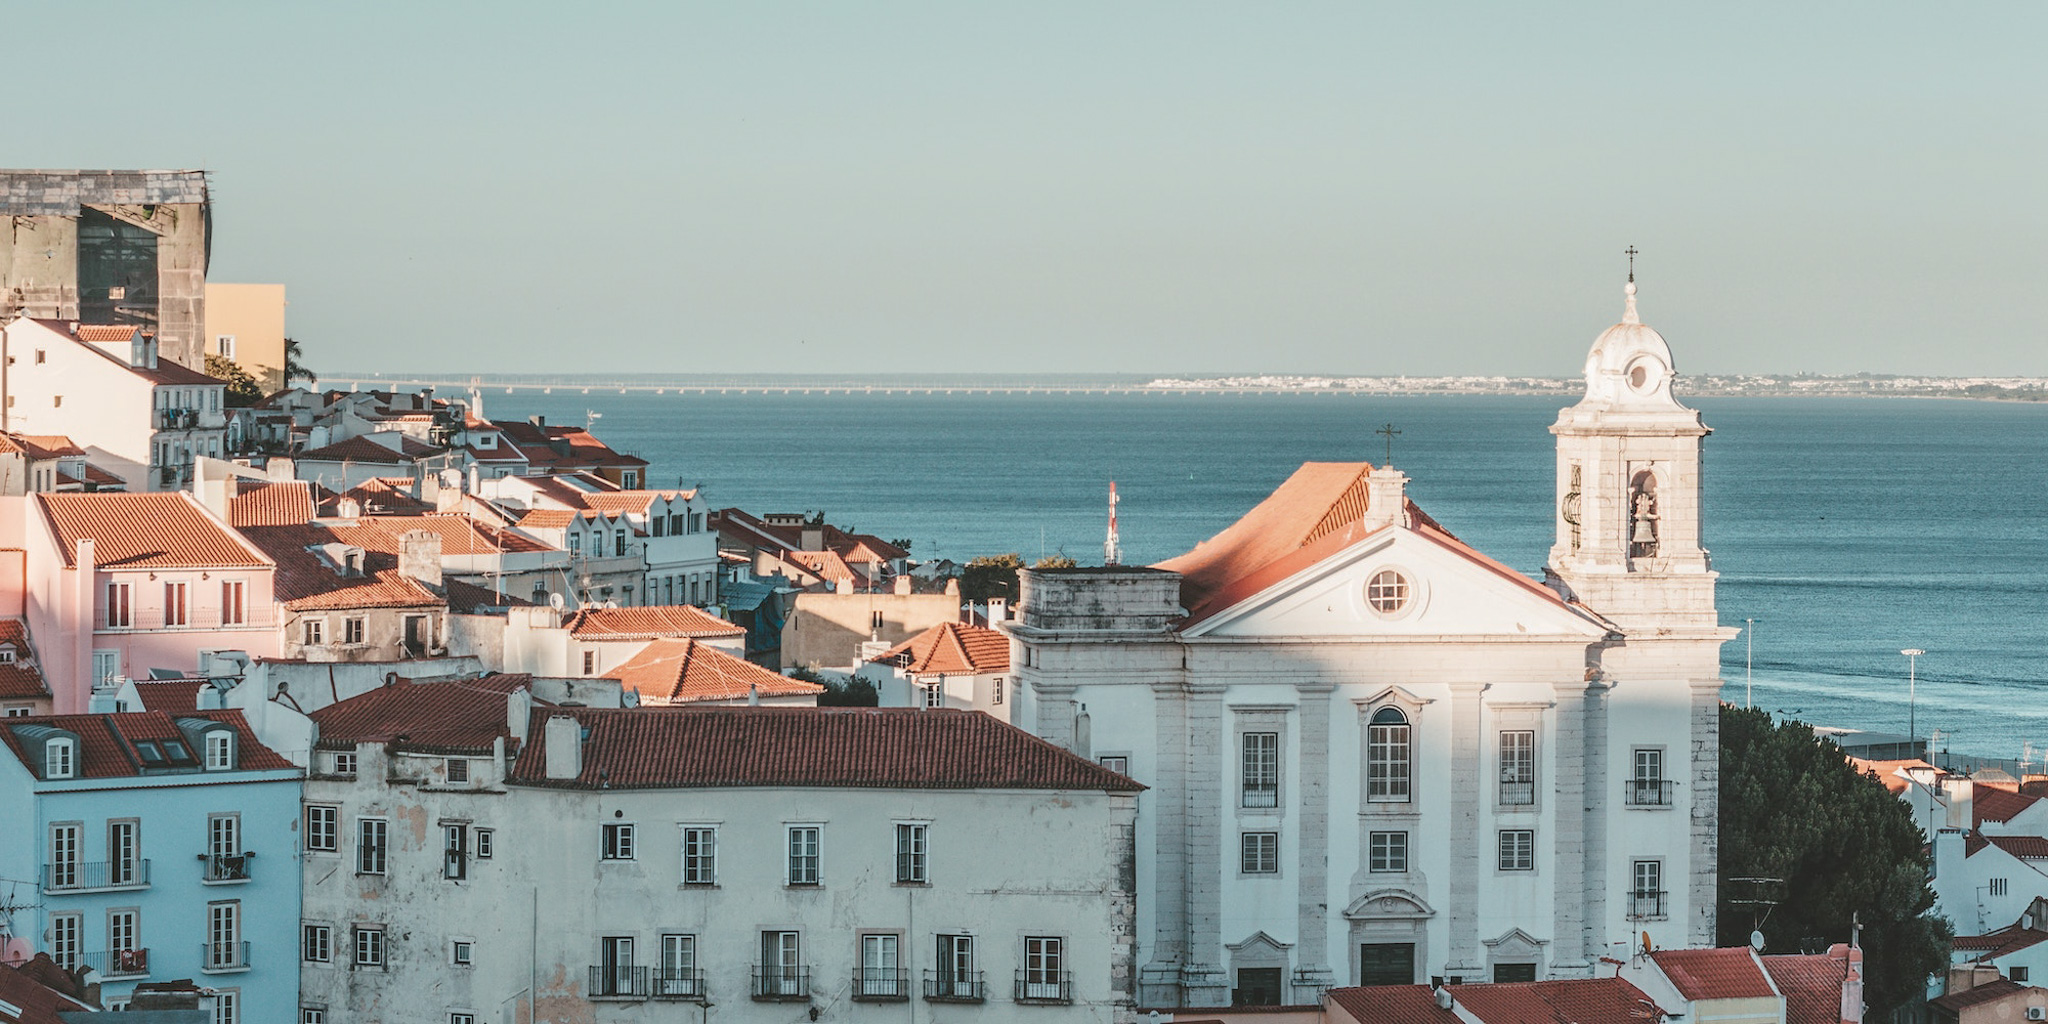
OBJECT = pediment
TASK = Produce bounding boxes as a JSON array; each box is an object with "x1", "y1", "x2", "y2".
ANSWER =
[
  {"x1": 1184, "y1": 527, "x2": 1607, "y2": 641},
  {"x1": 1483, "y1": 927, "x2": 1547, "y2": 958},
  {"x1": 1343, "y1": 888, "x2": 1436, "y2": 921},
  {"x1": 1225, "y1": 931, "x2": 1294, "y2": 958}
]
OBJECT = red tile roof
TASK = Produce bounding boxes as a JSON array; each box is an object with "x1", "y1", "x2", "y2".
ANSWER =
[
  {"x1": 1325, "y1": 985, "x2": 1462, "y2": 1023},
  {"x1": 229, "y1": 480, "x2": 315, "y2": 527},
  {"x1": 82, "y1": 463, "x2": 125, "y2": 487},
  {"x1": 1984, "y1": 836, "x2": 2048, "y2": 860},
  {"x1": 38, "y1": 492, "x2": 271, "y2": 569},
  {"x1": 713, "y1": 509, "x2": 910, "y2": 564},
  {"x1": 510, "y1": 706, "x2": 1147, "y2": 792},
  {"x1": 609, "y1": 639, "x2": 823, "y2": 705},
  {"x1": 1953, "y1": 922, "x2": 2048, "y2": 959},
  {"x1": 495, "y1": 421, "x2": 648, "y2": 470},
  {"x1": 580, "y1": 490, "x2": 694, "y2": 515},
  {"x1": 326, "y1": 514, "x2": 556, "y2": 556},
  {"x1": 0, "y1": 710, "x2": 295, "y2": 778},
  {"x1": 1929, "y1": 978, "x2": 2028, "y2": 1012},
  {"x1": 1328, "y1": 978, "x2": 1665, "y2": 1024},
  {"x1": 1761, "y1": 951, "x2": 1852, "y2": 1024},
  {"x1": 0, "y1": 955, "x2": 97, "y2": 1023},
  {"x1": 0, "y1": 620, "x2": 48, "y2": 700},
  {"x1": 237, "y1": 523, "x2": 442, "y2": 611},
  {"x1": 323, "y1": 477, "x2": 435, "y2": 516},
  {"x1": 872, "y1": 621, "x2": 1010, "y2": 675},
  {"x1": 566, "y1": 605, "x2": 744, "y2": 641},
  {"x1": 1978, "y1": 787, "x2": 2043, "y2": 826},
  {"x1": 446, "y1": 578, "x2": 537, "y2": 613},
  {"x1": 311, "y1": 674, "x2": 538, "y2": 754},
  {"x1": 131, "y1": 679, "x2": 204, "y2": 713},
  {"x1": 298, "y1": 434, "x2": 443, "y2": 464},
  {"x1": 13, "y1": 434, "x2": 87, "y2": 460},
  {"x1": 1650, "y1": 947, "x2": 1776, "y2": 1001},
  {"x1": 72, "y1": 323, "x2": 140, "y2": 343}
]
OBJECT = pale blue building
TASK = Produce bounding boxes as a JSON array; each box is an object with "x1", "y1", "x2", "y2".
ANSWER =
[{"x1": 0, "y1": 710, "x2": 301, "y2": 1023}]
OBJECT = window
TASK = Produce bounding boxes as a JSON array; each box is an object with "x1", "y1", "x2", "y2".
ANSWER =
[
  {"x1": 859, "y1": 934, "x2": 902, "y2": 997},
  {"x1": 568, "y1": 534, "x2": 581, "y2": 558},
  {"x1": 895, "y1": 823, "x2": 928, "y2": 884},
  {"x1": 207, "y1": 901, "x2": 241, "y2": 968},
  {"x1": 108, "y1": 909, "x2": 139, "y2": 965},
  {"x1": 1495, "y1": 962, "x2": 1538, "y2": 982},
  {"x1": 602, "y1": 823, "x2": 636, "y2": 861},
  {"x1": 221, "y1": 580, "x2": 246, "y2": 626},
  {"x1": 614, "y1": 529, "x2": 628, "y2": 556},
  {"x1": 353, "y1": 926, "x2": 385, "y2": 969},
  {"x1": 49, "y1": 913, "x2": 80, "y2": 969},
  {"x1": 1367, "y1": 707, "x2": 1412, "y2": 802},
  {"x1": 205, "y1": 732, "x2": 234, "y2": 771},
  {"x1": 682, "y1": 826, "x2": 717, "y2": 885},
  {"x1": 358, "y1": 819, "x2": 388, "y2": 875},
  {"x1": 206, "y1": 814, "x2": 243, "y2": 881},
  {"x1": 303, "y1": 619, "x2": 325, "y2": 646},
  {"x1": 303, "y1": 924, "x2": 332, "y2": 963},
  {"x1": 1366, "y1": 569, "x2": 1410, "y2": 613},
  {"x1": 444, "y1": 824, "x2": 468, "y2": 880},
  {"x1": 659, "y1": 934, "x2": 697, "y2": 997},
  {"x1": 3, "y1": 705, "x2": 30, "y2": 718},
  {"x1": 870, "y1": 610, "x2": 885, "y2": 631},
  {"x1": 1630, "y1": 748, "x2": 1670, "y2": 806},
  {"x1": 451, "y1": 1016, "x2": 475, "y2": 1024},
  {"x1": 993, "y1": 677, "x2": 1004, "y2": 705},
  {"x1": 452, "y1": 940, "x2": 474, "y2": 966},
  {"x1": 475, "y1": 829, "x2": 494, "y2": 860},
  {"x1": 1240, "y1": 732, "x2": 1279, "y2": 808},
  {"x1": 1368, "y1": 830, "x2": 1408, "y2": 872},
  {"x1": 446, "y1": 758, "x2": 470, "y2": 783},
  {"x1": 2013, "y1": 966, "x2": 2030, "y2": 983},
  {"x1": 1990, "y1": 877, "x2": 2010, "y2": 897},
  {"x1": 216, "y1": 334, "x2": 236, "y2": 359},
  {"x1": 47, "y1": 823, "x2": 80, "y2": 888},
  {"x1": 342, "y1": 617, "x2": 365, "y2": 645},
  {"x1": 212, "y1": 989, "x2": 238, "y2": 1024},
  {"x1": 787, "y1": 825, "x2": 821, "y2": 885},
  {"x1": 1499, "y1": 730, "x2": 1535, "y2": 805},
  {"x1": 331, "y1": 751, "x2": 357, "y2": 776},
  {"x1": 1498, "y1": 829, "x2": 1535, "y2": 871},
  {"x1": 1099, "y1": 755, "x2": 1129, "y2": 775},
  {"x1": 1241, "y1": 831, "x2": 1280, "y2": 873},
  {"x1": 107, "y1": 582, "x2": 131, "y2": 628},
  {"x1": 924, "y1": 681, "x2": 946, "y2": 708},
  {"x1": 760, "y1": 931, "x2": 803, "y2": 996},
  {"x1": 582, "y1": 650, "x2": 596, "y2": 675},
  {"x1": 165, "y1": 581, "x2": 188, "y2": 626},
  {"x1": 108, "y1": 820, "x2": 140, "y2": 885},
  {"x1": 1022, "y1": 937, "x2": 1066, "y2": 1001},
  {"x1": 1235, "y1": 967, "x2": 1284, "y2": 1007},
  {"x1": 45, "y1": 738, "x2": 75, "y2": 779},
  {"x1": 935, "y1": 934, "x2": 976, "y2": 995},
  {"x1": 302, "y1": 1010, "x2": 325, "y2": 1024},
  {"x1": 1631, "y1": 860, "x2": 1665, "y2": 918}
]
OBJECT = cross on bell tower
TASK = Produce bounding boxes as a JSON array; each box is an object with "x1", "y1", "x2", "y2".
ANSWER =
[{"x1": 1374, "y1": 423, "x2": 1401, "y2": 467}]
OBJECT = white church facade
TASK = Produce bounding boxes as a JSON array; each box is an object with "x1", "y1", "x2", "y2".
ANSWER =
[{"x1": 1006, "y1": 276, "x2": 1735, "y2": 1003}]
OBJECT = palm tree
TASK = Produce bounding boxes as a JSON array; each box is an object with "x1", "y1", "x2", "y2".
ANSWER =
[{"x1": 284, "y1": 337, "x2": 317, "y2": 387}]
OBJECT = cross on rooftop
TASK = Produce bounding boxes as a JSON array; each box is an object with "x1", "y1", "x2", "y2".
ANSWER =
[
  {"x1": 1626, "y1": 245, "x2": 1638, "y2": 282},
  {"x1": 1375, "y1": 422, "x2": 1401, "y2": 466}
]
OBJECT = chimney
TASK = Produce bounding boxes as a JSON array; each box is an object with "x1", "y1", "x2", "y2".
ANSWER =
[
  {"x1": 987, "y1": 598, "x2": 1008, "y2": 623},
  {"x1": 398, "y1": 530, "x2": 443, "y2": 587},
  {"x1": 1945, "y1": 777, "x2": 1974, "y2": 829},
  {"x1": 506, "y1": 688, "x2": 532, "y2": 745},
  {"x1": 543, "y1": 715, "x2": 582, "y2": 780},
  {"x1": 892, "y1": 575, "x2": 911, "y2": 596},
  {"x1": 835, "y1": 576, "x2": 854, "y2": 596},
  {"x1": 336, "y1": 497, "x2": 361, "y2": 520},
  {"x1": 800, "y1": 521, "x2": 824, "y2": 551},
  {"x1": 1361, "y1": 465, "x2": 1409, "y2": 532}
]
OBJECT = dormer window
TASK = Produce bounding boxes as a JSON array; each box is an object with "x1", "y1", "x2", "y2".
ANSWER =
[
  {"x1": 0, "y1": 646, "x2": 17, "y2": 665},
  {"x1": 204, "y1": 731, "x2": 235, "y2": 771},
  {"x1": 46, "y1": 738, "x2": 76, "y2": 779}
]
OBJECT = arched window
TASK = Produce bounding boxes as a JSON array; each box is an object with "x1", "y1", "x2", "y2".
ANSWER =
[
  {"x1": 45, "y1": 738, "x2": 76, "y2": 779},
  {"x1": 1366, "y1": 707, "x2": 1411, "y2": 803}
]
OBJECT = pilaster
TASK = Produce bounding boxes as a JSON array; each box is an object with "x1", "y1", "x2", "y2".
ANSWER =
[
  {"x1": 1549, "y1": 678, "x2": 1590, "y2": 970},
  {"x1": 1688, "y1": 677, "x2": 1722, "y2": 947},
  {"x1": 1294, "y1": 684, "x2": 1334, "y2": 997},
  {"x1": 1142, "y1": 681, "x2": 1190, "y2": 1004},
  {"x1": 1445, "y1": 681, "x2": 1484, "y2": 974},
  {"x1": 1184, "y1": 684, "x2": 1227, "y2": 1005}
]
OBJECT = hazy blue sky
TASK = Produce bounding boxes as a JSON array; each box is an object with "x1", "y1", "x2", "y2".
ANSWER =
[{"x1": 12, "y1": 3, "x2": 2044, "y2": 376}]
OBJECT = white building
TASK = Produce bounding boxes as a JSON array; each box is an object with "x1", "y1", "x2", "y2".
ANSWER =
[
  {"x1": 299, "y1": 688, "x2": 1142, "y2": 1024},
  {"x1": 1007, "y1": 277, "x2": 1734, "y2": 1001},
  {"x1": 861, "y1": 620, "x2": 1014, "y2": 720},
  {"x1": 0, "y1": 317, "x2": 227, "y2": 490},
  {"x1": 479, "y1": 474, "x2": 721, "y2": 608}
]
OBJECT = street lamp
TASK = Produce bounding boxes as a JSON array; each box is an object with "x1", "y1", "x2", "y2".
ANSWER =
[
  {"x1": 1901, "y1": 648, "x2": 1926, "y2": 755},
  {"x1": 1744, "y1": 618, "x2": 1762, "y2": 709}
]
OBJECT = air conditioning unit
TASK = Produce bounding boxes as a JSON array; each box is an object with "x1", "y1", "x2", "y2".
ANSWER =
[{"x1": 2026, "y1": 1008, "x2": 2044, "y2": 1021}]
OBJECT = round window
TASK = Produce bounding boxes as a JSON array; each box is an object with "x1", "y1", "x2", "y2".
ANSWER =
[
  {"x1": 1366, "y1": 569, "x2": 1410, "y2": 613},
  {"x1": 1628, "y1": 365, "x2": 1648, "y2": 389}
]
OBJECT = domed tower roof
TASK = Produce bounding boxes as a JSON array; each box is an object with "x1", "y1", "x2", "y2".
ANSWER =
[{"x1": 1574, "y1": 278, "x2": 1686, "y2": 413}]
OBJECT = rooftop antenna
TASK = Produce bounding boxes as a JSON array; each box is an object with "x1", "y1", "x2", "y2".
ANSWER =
[
  {"x1": 585, "y1": 409, "x2": 602, "y2": 429},
  {"x1": 1104, "y1": 481, "x2": 1122, "y2": 566}
]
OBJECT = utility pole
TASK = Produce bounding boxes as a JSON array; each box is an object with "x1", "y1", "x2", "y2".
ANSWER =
[
  {"x1": 1744, "y1": 617, "x2": 1760, "y2": 709},
  {"x1": 1902, "y1": 648, "x2": 1926, "y2": 755}
]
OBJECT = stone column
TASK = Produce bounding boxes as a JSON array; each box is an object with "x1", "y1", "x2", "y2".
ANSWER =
[
  {"x1": 1294, "y1": 685, "x2": 1335, "y2": 994},
  {"x1": 1445, "y1": 682, "x2": 1484, "y2": 974},
  {"x1": 1581, "y1": 676, "x2": 1611, "y2": 964},
  {"x1": 1183, "y1": 684, "x2": 1228, "y2": 1006},
  {"x1": 1549, "y1": 678, "x2": 1590, "y2": 970},
  {"x1": 1689, "y1": 676, "x2": 1722, "y2": 947},
  {"x1": 1145, "y1": 681, "x2": 1191, "y2": 1003}
]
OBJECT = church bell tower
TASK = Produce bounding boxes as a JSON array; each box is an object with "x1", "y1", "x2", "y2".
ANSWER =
[{"x1": 1546, "y1": 267, "x2": 1718, "y2": 630}]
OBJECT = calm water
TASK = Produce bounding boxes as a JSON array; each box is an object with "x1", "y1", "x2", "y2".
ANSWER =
[{"x1": 505, "y1": 389, "x2": 2048, "y2": 758}]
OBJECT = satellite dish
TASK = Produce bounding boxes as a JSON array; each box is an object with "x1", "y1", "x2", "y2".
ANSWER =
[
  {"x1": 1641, "y1": 931, "x2": 1653, "y2": 955},
  {"x1": 548, "y1": 593, "x2": 565, "y2": 610},
  {"x1": 1750, "y1": 930, "x2": 1765, "y2": 952}
]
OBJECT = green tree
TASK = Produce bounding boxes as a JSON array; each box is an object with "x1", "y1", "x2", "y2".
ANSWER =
[
  {"x1": 283, "y1": 337, "x2": 318, "y2": 387},
  {"x1": 960, "y1": 553, "x2": 1025, "y2": 603},
  {"x1": 205, "y1": 354, "x2": 266, "y2": 407},
  {"x1": 1719, "y1": 705, "x2": 1949, "y2": 1016},
  {"x1": 792, "y1": 667, "x2": 877, "y2": 707},
  {"x1": 1032, "y1": 555, "x2": 1078, "y2": 569}
]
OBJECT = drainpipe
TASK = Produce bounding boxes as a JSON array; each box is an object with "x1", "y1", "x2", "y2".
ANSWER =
[{"x1": 2, "y1": 320, "x2": 11, "y2": 433}]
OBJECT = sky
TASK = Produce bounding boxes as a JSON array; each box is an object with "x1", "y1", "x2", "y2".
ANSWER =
[{"x1": 11, "y1": 3, "x2": 2045, "y2": 377}]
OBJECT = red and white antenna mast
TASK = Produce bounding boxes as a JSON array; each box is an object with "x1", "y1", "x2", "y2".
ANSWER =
[{"x1": 1104, "y1": 481, "x2": 1122, "y2": 566}]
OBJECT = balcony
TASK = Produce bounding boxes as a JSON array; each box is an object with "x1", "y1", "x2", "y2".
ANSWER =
[
  {"x1": 1240, "y1": 784, "x2": 1279, "y2": 809},
  {"x1": 199, "y1": 853, "x2": 252, "y2": 884},
  {"x1": 588, "y1": 965, "x2": 650, "y2": 1000},
  {"x1": 852, "y1": 968, "x2": 910, "y2": 1002},
  {"x1": 1629, "y1": 891, "x2": 1669, "y2": 920},
  {"x1": 1498, "y1": 780, "x2": 1535, "y2": 806},
  {"x1": 201, "y1": 941, "x2": 250, "y2": 974},
  {"x1": 751, "y1": 966, "x2": 811, "y2": 1001},
  {"x1": 652, "y1": 968, "x2": 706, "y2": 1001},
  {"x1": 1626, "y1": 779, "x2": 1674, "y2": 807},
  {"x1": 923, "y1": 970, "x2": 987, "y2": 1003},
  {"x1": 81, "y1": 948, "x2": 151, "y2": 978},
  {"x1": 42, "y1": 859, "x2": 150, "y2": 893},
  {"x1": 1014, "y1": 970, "x2": 1074, "y2": 1005}
]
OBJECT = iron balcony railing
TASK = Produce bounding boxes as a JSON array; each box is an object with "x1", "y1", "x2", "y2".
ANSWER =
[
  {"x1": 588, "y1": 965, "x2": 650, "y2": 999},
  {"x1": 751, "y1": 966, "x2": 811, "y2": 1001},
  {"x1": 1498, "y1": 779, "x2": 1535, "y2": 806},
  {"x1": 1014, "y1": 970, "x2": 1074, "y2": 1005},
  {"x1": 42, "y1": 859, "x2": 150, "y2": 893},
  {"x1": 923, "y1": 969, "x2": 987, "y2": 1003},
  {"x1": 81, "y1": 949, "x2": 151, "y2": 977},
  {"x1": 1240, "y1": 784, "x2": 1279, "y2": 809},
  {"x1": 201, "y1": 940, "x2": 249, "y2": 973},
  {"x1": 1626, "y1": 779, "x2": 1674, "y2": 806},
  {"x1": 1630, "y1": 891, "x2": 1669, "y2": 919},
  {"x1": 852, "y1": 968, "x2": 910, "y2": 1001},
  {"x1": 200, "y1": 853, "x2": 252, "y2": 883},
  {"x1": 652, "y1": 968, "x2": 706, "y2": 1000}
]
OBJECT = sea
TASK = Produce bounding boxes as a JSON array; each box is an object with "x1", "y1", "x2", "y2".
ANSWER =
[{"x1": 485, "y1": 386, "x2": 2048, "y2": 762}]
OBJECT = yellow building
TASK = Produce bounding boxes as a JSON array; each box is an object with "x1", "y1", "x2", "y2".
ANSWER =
[{"x1": 204, "y1": 282, "x2": 288, "y2": 392}]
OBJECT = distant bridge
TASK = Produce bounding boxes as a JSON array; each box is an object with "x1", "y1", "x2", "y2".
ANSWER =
[{"x1": 315, "y1": 377, "x2": 1555, "y2": 398}]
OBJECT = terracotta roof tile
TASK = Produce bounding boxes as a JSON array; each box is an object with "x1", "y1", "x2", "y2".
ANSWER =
[
  {"x1": 132, "y1": 679, "x2": 205, "y2": 713},
  {"x1": 1929, "y1": 978, "x2": 2028, "y2": 1012},
  {"x1": 324, "y1": 514, "x2": 555, "y2": 556},
  {"x1": 712, "y1": 509, "x2": 907, "y2": 564},
  {"x1": 1761, "y1": 951, "x2": 1852, "y2": 1024},
  {"x1": 1985, "y1": 836, "x2": 2048, "y2": 860},
  {"x1": 0, "y1": 956, "x2": 97, "y2": 1023},
  {"x1": 72, "y1": 323, "x2": 140, "y2": 343},
  {"x1": 1977, "y1": 787, "x2": 2042, "y2": 826},
  {"x1": 566, "y1": 606, "x2": 743, "y2": 641},
  {"x1": 514, "y1": 508, "x2": 582, "y2": 530},
  {"x1": 229, "y1": 480, "x2": 316, "y2": 527},
  {"x1": 322, "y1": 477, "x2": 435, "y2": 516},
  {"x1": 0, "y1": 620, "x2": 48, "y2": 699},
  {"x1": 509, "y1": 706, "x2": 1147, "y2": 792},
  {"x1": 872, "y1": 622, "x2": 1010, "y2": 675},
  {"x1": 1649, "y1": 947, "x2": 1776, "y2": 1001},
  {"x1": 298, "y1": 434, "x2": 442, "y2": 464},
  {"x1": 0, "y1": 710, "x2": 294, "y2": 779},
  {"x1": 236, "y1": 524, "x2": 442, "y2": 610},
  {"x1": 608, "y1": 639, "x2": 823, "y2": 704},
  {"x1": 446, "y1": 578, "x2": 537, "y2": 613},
  {"x1": 580, "y1": 490, "x2": 694, "y2": 515},
  {"x1": 1325, "y1": 985, "x2": 1462, "y2": 1023},
  {"x1": 311, "y1": 674, "x2": 538, "y2": 754},
  {"x1": 13, "y1": 434, "x2": 87, "y2": 459},
  {"x1": 38, "y1": 492, "x2": 270, "y2": 569},
  {"x1": 1450, "y1": 977, "x2": 1669, "y2": 1024},
  {"x1": 82, "y1": 463, "x2": 124, "y2": 487}
]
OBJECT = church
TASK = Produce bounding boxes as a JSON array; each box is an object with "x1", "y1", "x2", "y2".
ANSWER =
[{"x1": 1007, "y1": 275, "x2": 1735, "y2": 1002}]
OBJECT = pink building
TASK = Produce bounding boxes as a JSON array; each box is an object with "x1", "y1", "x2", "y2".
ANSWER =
[{"x1": 0, "y1": 492, "x2": 278, "y2": 713}]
